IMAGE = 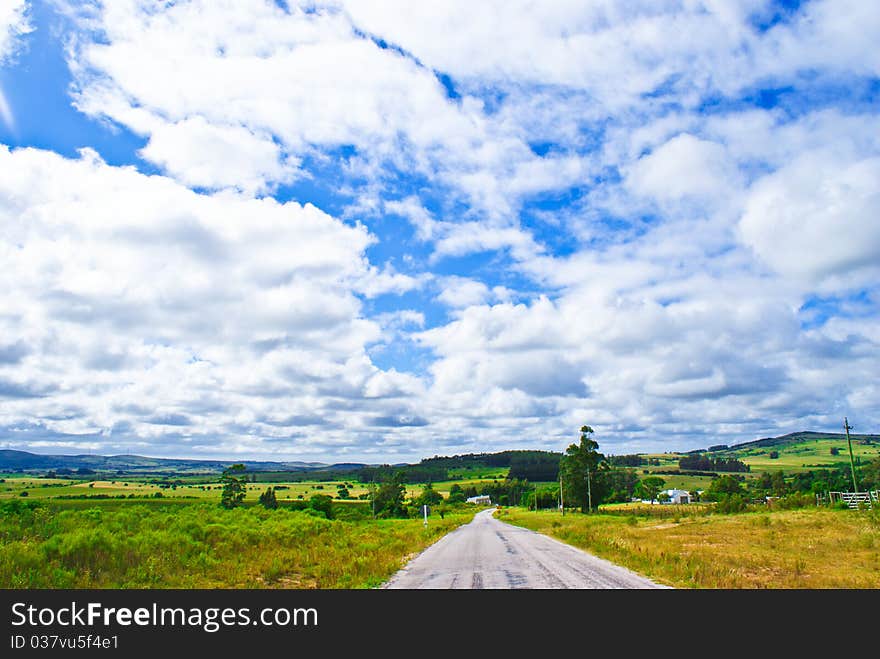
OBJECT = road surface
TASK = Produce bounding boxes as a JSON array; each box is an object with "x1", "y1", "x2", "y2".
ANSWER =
[{"x1": 383, "y1": 508, "x2": 666, "y2": 589}]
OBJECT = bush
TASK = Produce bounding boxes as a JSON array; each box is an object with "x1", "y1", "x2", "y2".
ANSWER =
[
  {"x1": 258, "y1": 487, "x2": 278, "y2": 510},
  {"x1": 715, "y1": 494, "x2": 748, "y2": 514},
  {"x1": 308, "y1": 494, "x2": 334, "y2": 519},
  {"x1": 770, "y1": 493, "x2": 815, "y2": 510}
]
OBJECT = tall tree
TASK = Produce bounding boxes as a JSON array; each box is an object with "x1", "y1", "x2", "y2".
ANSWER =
[
  {"x1": 414, "y1": 482, "x2": 443, "y2": 507},
  {"x1": 258, "y1": 486, "x2": 278, "y2": 509},
  {"x1": 559, "y1": 425, "x2": 608, "y2": 513},
  {"x1": 635, "y1": 476, "x2": 666, "y2": 504},
  {"x1": 220, "y1": 463, "x2": 247, "y2": 509},
  {"x1": 373, "y1": 471, "x2": 407, "y2": 518}
]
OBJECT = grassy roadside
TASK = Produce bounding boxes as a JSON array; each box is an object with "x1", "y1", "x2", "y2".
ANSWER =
[
  {"x1": 0, "y1": 501, "x2": 475, "y2": 589},
  {"x1": 498, "y1": 506, "x2": 880, "y2": 588}
]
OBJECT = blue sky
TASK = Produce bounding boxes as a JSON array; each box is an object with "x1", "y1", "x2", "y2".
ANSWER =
[{"x1": 0, "y1": 0, "x2": 878, "y2": 462}]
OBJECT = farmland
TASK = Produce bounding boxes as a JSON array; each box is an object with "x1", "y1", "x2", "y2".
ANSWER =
[
  {"x1": 500, "y1": 505, "x2": 880, "y2": 588},
  {"x1": 2, "y1": 431, "x2": 879, "y2": 589},
  {"x1": 634, "y1": 431, "x2": 880, "y2": 495},
  {"x1": 0, "y1": 475, "x2": 508, "y2": 504}
]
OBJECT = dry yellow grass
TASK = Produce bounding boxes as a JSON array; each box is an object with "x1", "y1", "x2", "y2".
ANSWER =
[{"x1": 500, "y1": 506, "x2": 880, "y2": 588}]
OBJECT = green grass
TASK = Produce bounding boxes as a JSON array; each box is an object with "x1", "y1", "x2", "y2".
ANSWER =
[
  {"x1": 0, "y1": 477, "x2": 374, "y2": 503},
  {"x1": 736, "y1": 438, "x2": 880, "y2": 472},
  {"x1": 637, "y1": 437, "x2": 880, "y2": 492},
  {"x1": 0, "y1": 500, "x2": 475, "y2": 588},
  {"x1": 499, "y1": 505, "x2": 880, "y2": 588},
  {"x1": 1, "y1": 474, "x2": 512, "y2": 505}
]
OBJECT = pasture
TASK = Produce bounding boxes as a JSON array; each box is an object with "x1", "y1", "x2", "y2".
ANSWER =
[
  {"x1": 500, "y1": 505, "x2": 880, "y2": 588},
  {"x1": 0, "y1": 474, "x2": 523, "y2": 505}
]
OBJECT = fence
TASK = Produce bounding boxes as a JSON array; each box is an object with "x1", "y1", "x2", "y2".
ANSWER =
[{"x1": 827, "y1": 491, "x2": 879, "y2": 509}]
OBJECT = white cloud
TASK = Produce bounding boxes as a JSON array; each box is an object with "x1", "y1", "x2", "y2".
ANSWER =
[
  {"x1": 138, "y1": 117, "x2": 298, "y2": 193},
  {"x1": 62, "y1": 0, "x2": 604, "y2": 225},
  {"x1": 0, "y1": 0, "x2": 31, "y2": 131},
  {"x1": 383, "y1": 196, "x2": 437, "y2": 241},
  {"x1": 436, "y1": 276, "x2": 491, "y2": 309},
  {"x1": 4, "y1": 0, "x2": 880, "y2": 460},
  {"x1": 0, "y1": 0, "x2": 30, "y2": 64},
  {"x1": 0, "y1": 144, "x2": 444, "y2": 457},
  {"x1": 740, "y1": 153, "x2": 880, "y2": 287},
  {"x1": 625, "y1": 133, "x2": 740, "y2": 203},
  {"x1": 757, "y1": 0, "x2": 880, "y2": 80}
]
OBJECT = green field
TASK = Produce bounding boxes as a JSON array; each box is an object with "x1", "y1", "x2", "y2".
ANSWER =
[
  {"x1": 500, "y1": 505, "x2": 880, "y2": 588},
  {"x1": 635, "y1": 434, "x2": 880, "y2": 493},
  {"x1": 0, "y1": 477, "x2": 367, "y2": 501},
  {"x1": 0, "y1": 475, "x2": 514, "y2": 505},
  {"x1": 0, "y1": 500, "x2": 476, "y2": 588},
  {"x1": 734, "y1": 438, "x2": 880, "y2": 472}
]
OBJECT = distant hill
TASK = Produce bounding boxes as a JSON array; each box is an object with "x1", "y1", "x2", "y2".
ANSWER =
[
  {"x1": 3, "y1": 431, "x2": 876, "y2": 479},
  {"x1": 0, "y1": 449, "x2": 329, "y2": 475},
  {"x1": 705, "y1": 431, "x2": 879, "y2": 453}
]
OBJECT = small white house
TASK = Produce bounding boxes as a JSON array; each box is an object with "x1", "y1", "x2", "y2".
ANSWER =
[
  {"x1": 466, "y1": 494, "x2": 492, "y2": 505},
  {"x1": 661, "y1": 489, "x2": 691, "y2": 505}
]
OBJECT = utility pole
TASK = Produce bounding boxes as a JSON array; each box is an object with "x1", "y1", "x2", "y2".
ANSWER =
[
  {"x1": 560, "y1": 475, "x2": 564, "y2": 516},
  {"x1": 586, "y1": 467, "x2": 592, "y2": 513},
  {"x1": 844, "y1": 417, "x2": 859, "y2": 493}
]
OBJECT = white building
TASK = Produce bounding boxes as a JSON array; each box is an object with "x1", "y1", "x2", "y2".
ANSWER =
[
  {"x1": 661, "y1": 489, "x2": 691, "y2": 504},
  {"x1": 466, "y1": 495, "x2": 492, "y2": 505}
]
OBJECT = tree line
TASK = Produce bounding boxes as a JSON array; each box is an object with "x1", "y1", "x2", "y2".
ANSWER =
[{"x1": 678, "y1": 454, "x2": 749, "y2": 472}]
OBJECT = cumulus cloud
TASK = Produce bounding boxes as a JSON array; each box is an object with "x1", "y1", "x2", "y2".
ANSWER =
[
  {"x1": 3, "y1": 1, "x2": 879, "y2": 460},
  {"x1": 138, "y1": 117, "x2": 298, "y2": 194},
  {"x1": 625, "y1": 133, "x2": 741, "y2": 204},
  {"x1": 740, "y1": 153, "x2": 880, "y2": 287},
  {"x1": 62, "y1": 0, "x2": 584, "y2": 223},
  {"x1": 0, "y1": 144, "x2": 435, "y2": 457},
  {"x1": 436, "y1": 277, "x2": 491, "y2": 309}
]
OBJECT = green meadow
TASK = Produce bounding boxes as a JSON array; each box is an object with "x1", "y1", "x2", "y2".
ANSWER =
[
  {"x1": 0, "y1": 475, "x2": 512, "y2": 504},
  {"x1": 0, "y1": 499, "x2": 475, "y2": 589},
  {"x1": 500, "y1": 505, "x2": 880, "y2": 588},
  {"x1": 636, "y1": 434, "x2": 880, "y2": 494}
]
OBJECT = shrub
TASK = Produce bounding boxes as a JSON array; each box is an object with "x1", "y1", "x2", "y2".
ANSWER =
[
  {"x1": 308, "y1": 494, "x2": 334, "y2": 519},
  {"x1": 258, "y1": 487, "x2": 278, "y2": 510},
  {"x1": 770, "y1": 493, "x2": 815, "y2": 510},
  {"x1": 715, "y1": 494, "x2": 748, "y2": 514}
]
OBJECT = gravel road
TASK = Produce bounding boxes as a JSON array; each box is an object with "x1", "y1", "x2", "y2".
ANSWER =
[{"x1": 383, "y1": 508, "x2": 666, "y2": 589}]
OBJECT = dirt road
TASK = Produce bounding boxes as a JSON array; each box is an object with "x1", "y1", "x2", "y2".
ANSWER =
[{"x1": 383, "y1": 508, "x2": 666, "y2": 589}]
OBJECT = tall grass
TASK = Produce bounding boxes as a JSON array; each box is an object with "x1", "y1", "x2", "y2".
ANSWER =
[
  {"x1": 500, "y1": 506, "x2": 880, "y2": 588},
  {"x1": 0, "y1": 500, "x2": 473, "y2": 589}
]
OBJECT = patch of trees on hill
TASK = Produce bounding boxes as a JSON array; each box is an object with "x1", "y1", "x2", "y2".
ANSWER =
[
  {"x1": 507, "y1": 452, "x2": 561, "y2": 481},
  {"x1": 679, "y1": 454, "x2": 750, "y2": 473},
  {"x1": 356, "y1": 450, "x2": 562, "y2": 484},
  {"x1": 356, "y1": 464, "x2": 448, "y2": 484},
  {"x1": 420, "y1": 449, "x2": 562, "y2": 472},
  {"x1": 608, "y1": 454, "x2": 644, "y2": 467}
]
